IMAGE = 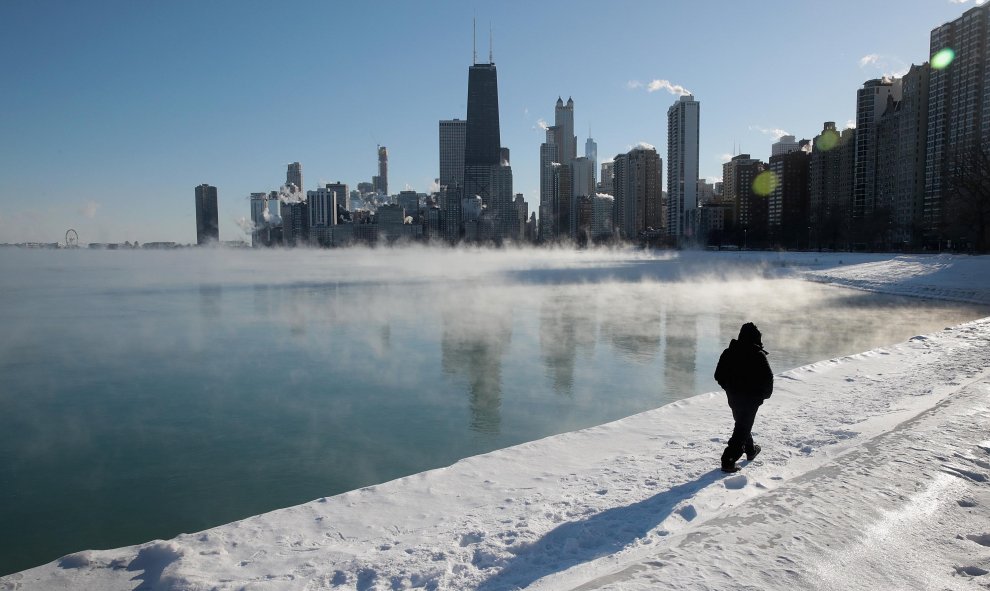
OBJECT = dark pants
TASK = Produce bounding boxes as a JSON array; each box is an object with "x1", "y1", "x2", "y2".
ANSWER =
[{"x1": 721, "y1": 403, "x2": 760, "y2": 466}]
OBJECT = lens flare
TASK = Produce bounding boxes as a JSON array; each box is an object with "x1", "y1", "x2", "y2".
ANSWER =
[
  {"x1": 752, "y1": 171, "x2": 778, "y2": 197},
  {"x1": 817, "y1": 129, "x2": 840, "y2": 152},
  {"x1": 931, "y1": 48, "x2": 955, "y2": 70}
]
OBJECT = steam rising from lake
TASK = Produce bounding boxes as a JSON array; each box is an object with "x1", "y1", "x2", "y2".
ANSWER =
[{"x1": 0, "y1": 246, "x2": 987, "y2": 576}]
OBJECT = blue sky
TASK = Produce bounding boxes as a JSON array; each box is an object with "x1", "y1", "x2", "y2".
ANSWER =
[{"x1": 0, "y1": 0, "x2": 980, "y2": 244}]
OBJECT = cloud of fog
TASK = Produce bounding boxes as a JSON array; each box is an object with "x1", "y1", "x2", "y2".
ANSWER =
[
  {"x1": 628, "y1": 79, "x2": 692, "y2": 97},
  {"x1": 858, "y1": 53, "x2": 909, "y2": 77},
  {"x1": 859, "y1": 54, "x2": 881, "y2": 67},
  {"x1": 235, "y1": 217, "x2": 256, "y2": 235},
  {"x1": 277, "y1": 185, "x2": 305, "y2": 204},
  {"x1": 647, "y1": 79, "x2": 692, "y2": 96},
  {"x1": 535, "y1": 118, "x2": 549, "y2": 131},
  {"x1": 749, "y1": 126, "x2": 791, "y2": 140},
  {"x1": 80, "y1": 201, "x2": 101, "y2": 219}
]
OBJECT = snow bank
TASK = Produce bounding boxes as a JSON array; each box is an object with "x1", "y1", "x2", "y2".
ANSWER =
[{"x1": 3, "y1": 253, "x2": 990, "y2": 591}]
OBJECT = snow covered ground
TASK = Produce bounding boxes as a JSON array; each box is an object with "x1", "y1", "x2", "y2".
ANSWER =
[{"x1": 3, "y1": 252, "x2": 990, "y2": 591}]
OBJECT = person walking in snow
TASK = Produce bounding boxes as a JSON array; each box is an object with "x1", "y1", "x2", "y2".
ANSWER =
[{"x1": 714, "y1": 322, "x2": 774, "y2": 473}]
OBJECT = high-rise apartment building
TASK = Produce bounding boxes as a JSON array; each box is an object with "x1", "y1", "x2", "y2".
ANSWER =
[
  {"x1": 925, "y1": 2, "x2": 990, "y2": 238},
  {"x1": 599, "y1": 161, "x2": 614, "y2": 195},
  {"x1": 286, "y1": 162, "x2": 303, "y2": 192},
  {"x1": 613, "y1": 146, "x2": 662, "y2": 240},
  {"x1": 855, "y1": 78, "x2": 902, "y2": 219},
  {"x1": 722, "y1": 154, "x2": 764, "y2": 246},
  {"x1": 439, "y1": 119, "x2": 467, "y2": 188},
  {"x1": 768, "y1": 142, "x2": 812, "y2": 249},
  {"x1": 592, "y1": 194, "x2": 614, "y2": 240},
  {"x1": 667, "y1": 94, "x2": 700, "y2": 242},
  {"x1": 876, "y1": 64, "x2": 930, "y2": 246},
  {"x1": 194, "y1": 184, "x2": 219, "y2": 245},
  {"x1": 809, "y1": 122, "x2": 856, "y2": 249}
]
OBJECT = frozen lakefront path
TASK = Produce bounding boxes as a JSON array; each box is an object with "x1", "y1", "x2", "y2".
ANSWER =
[{"x1": 537, "y1": 328, "x2": 990, "y2": 590}]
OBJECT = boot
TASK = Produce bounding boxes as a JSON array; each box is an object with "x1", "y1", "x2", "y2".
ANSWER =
[
  {"x1": 721, "y1": 462, "x2": 740, "y2": 473},
  {"x1": 746, "y1": 444, "x2": 761, "y2": 462}
]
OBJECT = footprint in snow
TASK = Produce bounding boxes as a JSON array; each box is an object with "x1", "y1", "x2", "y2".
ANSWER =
[
  {"x1": 723, "y1": 475, "x2": 748, "y2": 490},
  {"x1": 954, "y1": 565, "x2": 989, "y2": 577}
]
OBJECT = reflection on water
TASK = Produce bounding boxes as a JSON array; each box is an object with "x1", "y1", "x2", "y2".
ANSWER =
[
  {"x1": 441, "y1": 289, "x2": 511, "y2": 434},
  {"x1": 0, "y1": 249, "x2": 988, "y2": 576},
  {"x1": 539, "y1": 295, "x2": 596, "y2": 394}
]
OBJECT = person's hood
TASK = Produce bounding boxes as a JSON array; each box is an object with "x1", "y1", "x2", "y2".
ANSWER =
[{"x1": 738, "y1": 322, "x2": 763, "y2": 347}]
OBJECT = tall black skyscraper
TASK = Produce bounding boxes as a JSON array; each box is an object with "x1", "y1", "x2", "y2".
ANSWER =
[
  {"x1": 463, "y1": 61, "x2": 502, "y2": 207},
  {"x1": 194, "y1": 184, "x2": 219, "y2": 245},
  {"x1": 462, "y1": 45, "x2": 517, "y2": 242},
  {"x1": 464, "y1": 63, "x2": 501, "y2": 167}
]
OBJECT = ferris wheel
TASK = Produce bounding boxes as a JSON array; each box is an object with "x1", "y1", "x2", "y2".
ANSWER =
[{"x1": 65, "y1": 229, "x2": 79, "y2": 248}]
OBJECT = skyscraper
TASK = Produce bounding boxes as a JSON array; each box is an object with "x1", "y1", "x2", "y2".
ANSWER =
[
  {"x1": 554, "y1": 97, "x2": 576, "y2": 164},
  {"x1": 768, "y1": 142, "x2": 811, "y2": 249},
  {"x1": 439, "y1": 119, "x2": 467, "y2": 188},
  {"x1": 809, "y1": 122, "x2": 856, "y2": 249},
  {"x1": 373, "y1": 146, "x2": 388, "y2": 195},
  {"x1": 286, "y1": 162, "x2": 302, "y2": 192},
  {"x1": 194, "y1": 184, "x2": 219, "y2": 245},
  {"x1": 326, "y1": 181, "x2": 350, "y2": 214},
  {"x1": 585, "y1": 136, "x2": 598, "y2": 183},
  {"x1": 539, "y1": 129, "x2": 560, "y2": 240},
  {"x1": 875, "y1": 64, "x2": 930, "y2": 246},
  {"x1": 613, "y1": 146, "x2": 662, "y2": 240},
  {"x1": 925, "y1": 2, "x2": 990, "y2": 239},
  {"x1": 306, "y1": 186, "x2": 337, "y2": 227},
  {"x1": 463, "y1": 55, "x2": 512, "y2": 241},
  {"x1": 854, "y1": 78, "x2": 902, "y2": 219},
  {"x1": 722, "y1": 154, "x2": 765, "y2": 247},
  {"x1": 667, "y1": 94, "x2": 700, "y2": 243},
  {"x1": 464, "y1": 62, "x2": 501, "y2": 169}
]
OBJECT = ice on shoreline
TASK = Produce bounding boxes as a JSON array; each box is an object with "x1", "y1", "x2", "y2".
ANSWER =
[{"x1": 3, "y1": 252, "x2": 990, "y2": 591}]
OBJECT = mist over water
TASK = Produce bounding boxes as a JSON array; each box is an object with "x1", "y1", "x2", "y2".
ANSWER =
[{"x1": 1, "y1": 247, "x2": 987, "y2": 576}]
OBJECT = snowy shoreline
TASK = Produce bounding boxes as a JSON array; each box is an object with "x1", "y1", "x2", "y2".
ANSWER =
[{"x1": 3, "y1": 252, "x2": 990, "y2": 590}]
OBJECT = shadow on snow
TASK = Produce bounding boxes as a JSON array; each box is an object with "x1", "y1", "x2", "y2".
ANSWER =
[{"x1": 477, "y1": 469, "x2": 725, "y2": 591}]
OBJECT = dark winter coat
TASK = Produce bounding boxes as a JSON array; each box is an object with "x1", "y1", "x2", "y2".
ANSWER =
[{"x1": 714, "y1": 339, "x2": 774, "y2": 408}]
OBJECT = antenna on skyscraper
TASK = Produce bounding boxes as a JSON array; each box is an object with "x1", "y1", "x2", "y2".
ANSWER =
[
  {"x1": 472, "y1": 18, "x2": 477, "y2": 65},
  {"x1": 489, "y1": 23, "x2": 493, "y2": 64}
]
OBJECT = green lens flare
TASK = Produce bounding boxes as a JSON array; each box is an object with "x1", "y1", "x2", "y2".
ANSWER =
[
  {"x1": 817, "y1": 129, "x2": 839, "y2": 152},
  {"x1": 932, "y1": 48, "x2": 955, "y2": 70},
  {"x1": 752, "y1": 171, "x2": 779, "y2": 197}
]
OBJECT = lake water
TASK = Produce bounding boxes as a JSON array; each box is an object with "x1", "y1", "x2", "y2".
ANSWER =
[{"x1": 1, "y1": 247, "x2": 987, "y2": 575}]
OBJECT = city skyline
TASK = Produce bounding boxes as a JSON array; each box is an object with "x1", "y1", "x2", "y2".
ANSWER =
[{"x1": 0, "y1": 1, "x2": 980, "y2": 244}]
